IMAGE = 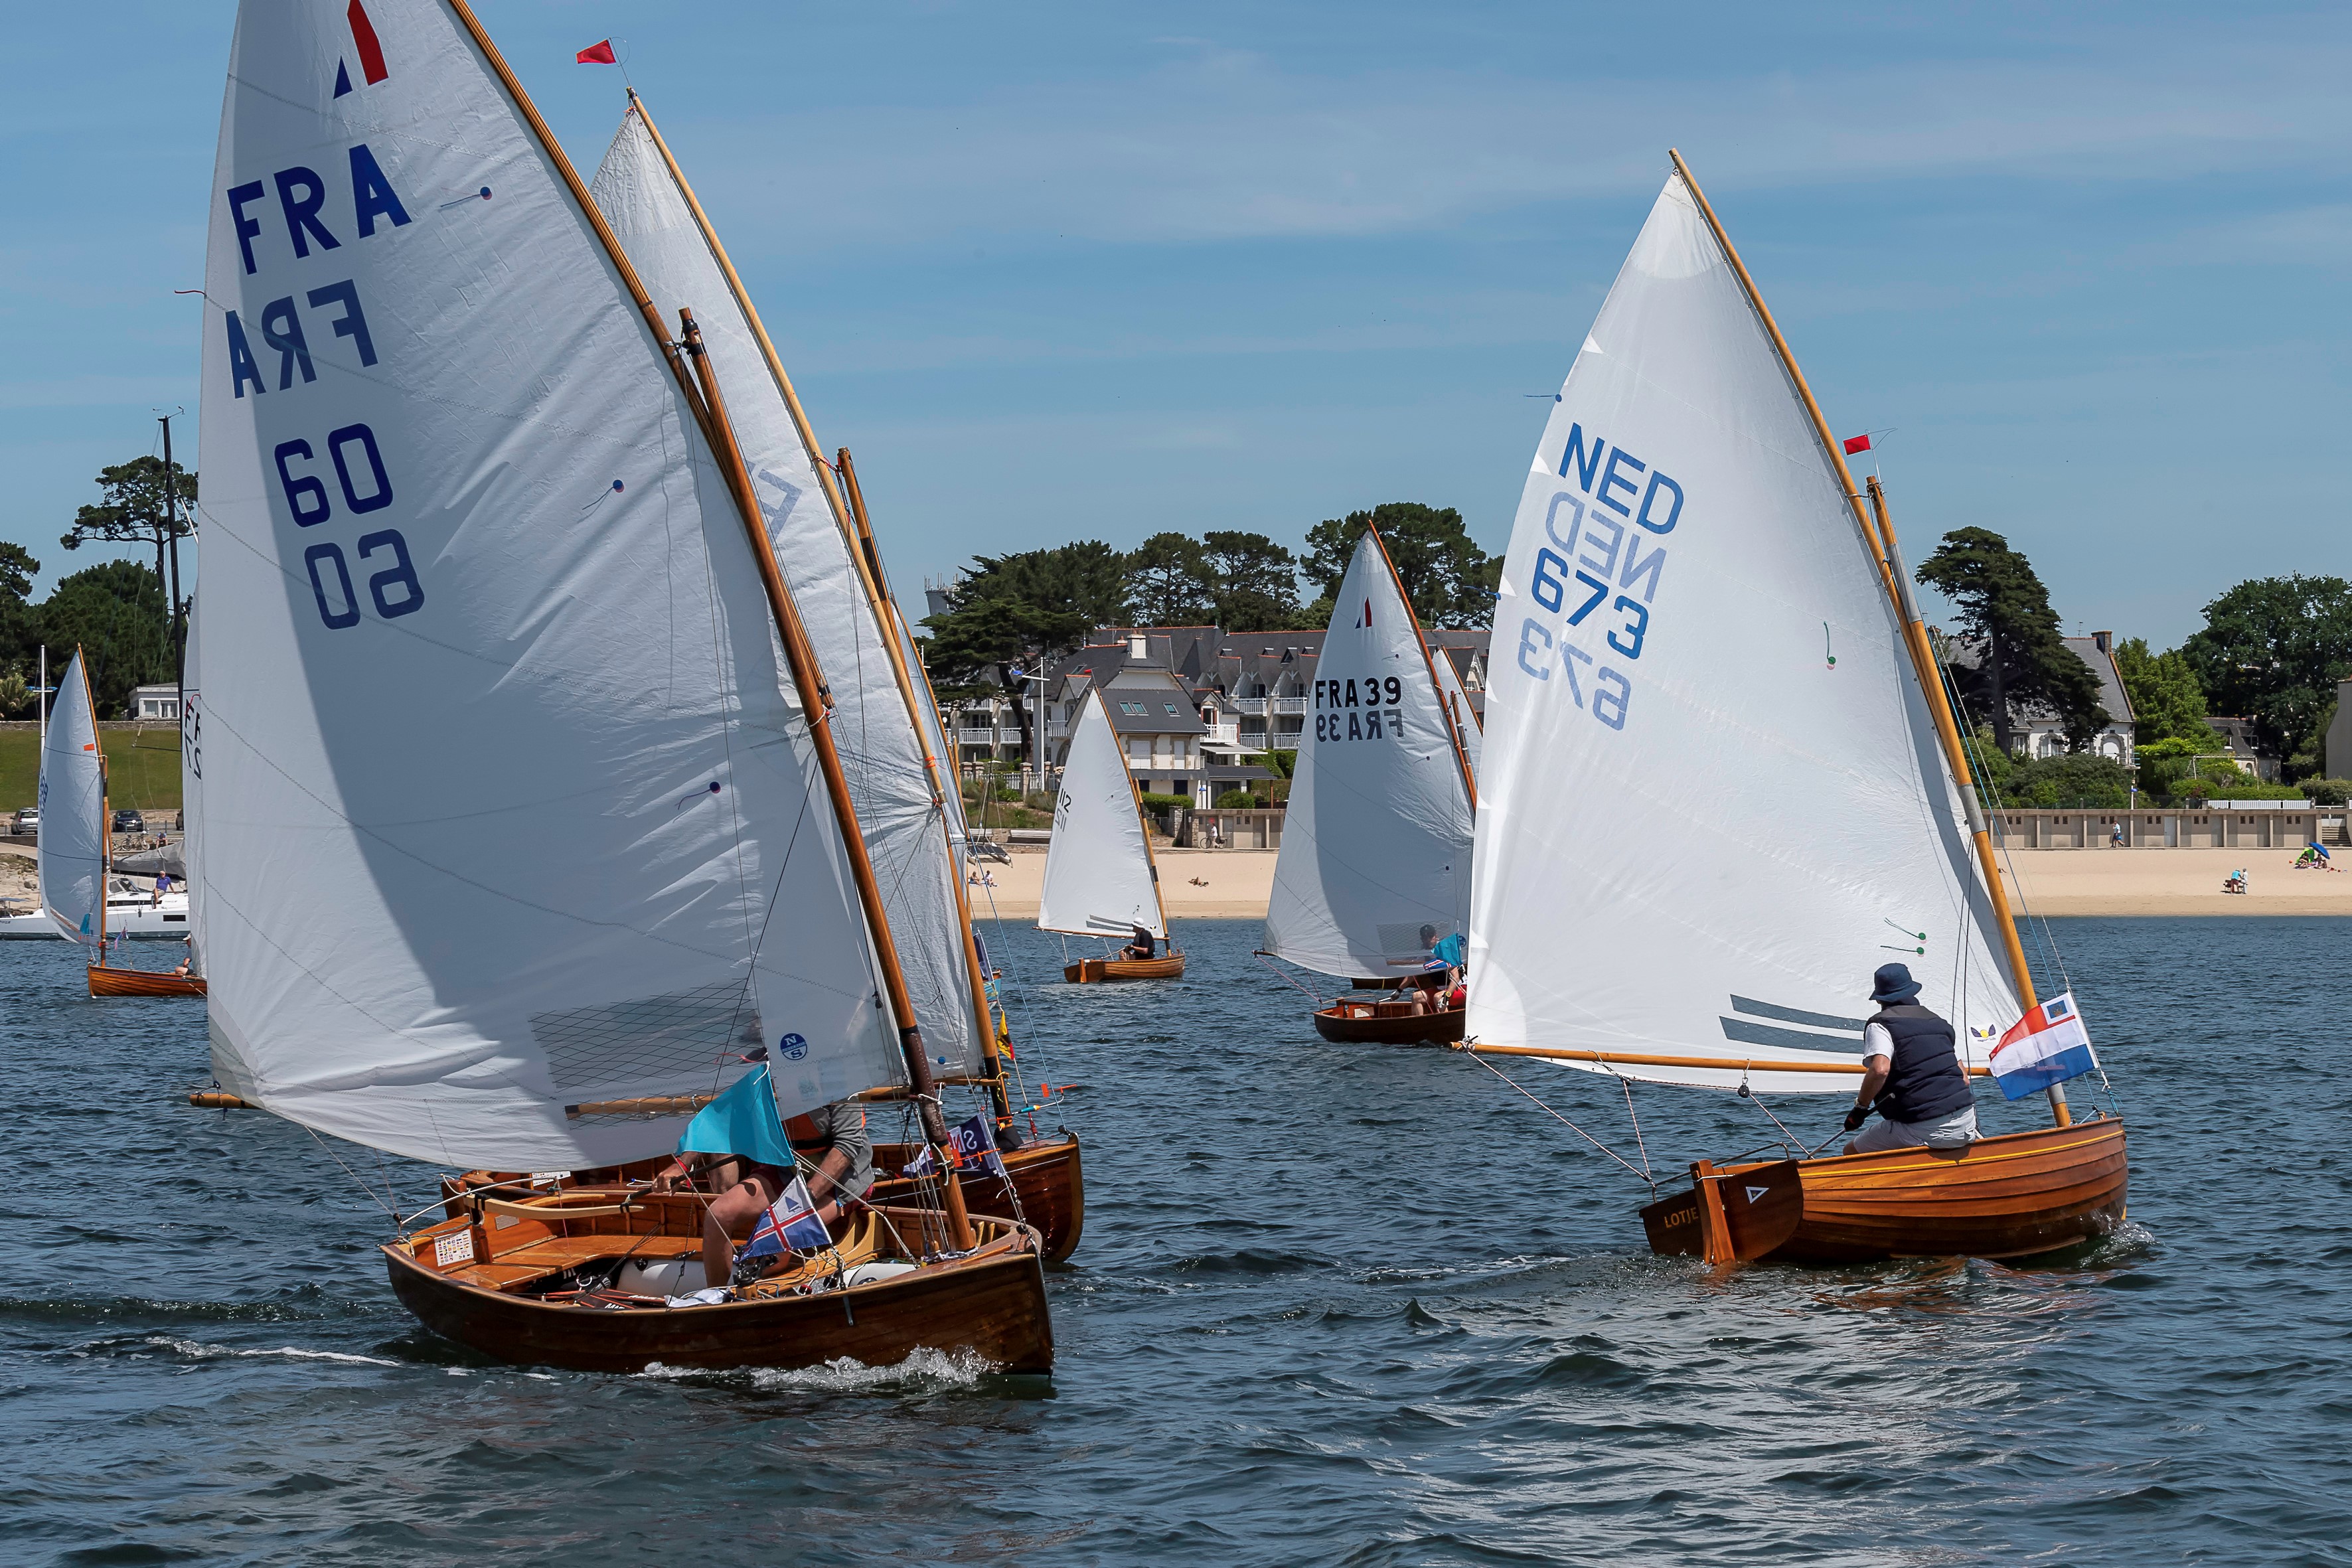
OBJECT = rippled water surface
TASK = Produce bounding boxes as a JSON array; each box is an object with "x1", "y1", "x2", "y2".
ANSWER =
[{"x1": 4, "y1": 917, "x2": 2347, "y2": 1565}]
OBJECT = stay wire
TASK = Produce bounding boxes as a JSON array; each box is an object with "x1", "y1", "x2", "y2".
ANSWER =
[{"x1": 1464, "y1": 1050, "x2": 1656, "y2": 1197}]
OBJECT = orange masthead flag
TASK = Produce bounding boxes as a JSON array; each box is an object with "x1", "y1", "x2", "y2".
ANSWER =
[{"x1": 576, "y1": 39, "x2": 617, "y2": 64}]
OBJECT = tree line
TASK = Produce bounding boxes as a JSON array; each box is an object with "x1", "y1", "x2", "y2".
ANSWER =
[
  {"x1": 920, "y1": 502, "x2": 1498, "y2": 738},
  {"x1": 1917, "y1": 524, "x2": 2352, "y2": 800},
  {"x1": 1, "y1": 455, "x2": 195, "y2": 720}
]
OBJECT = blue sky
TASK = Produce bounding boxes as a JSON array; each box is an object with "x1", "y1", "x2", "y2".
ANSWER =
[{"x1": 5, "y1": 1, "x2": 2345, "y2": 647}]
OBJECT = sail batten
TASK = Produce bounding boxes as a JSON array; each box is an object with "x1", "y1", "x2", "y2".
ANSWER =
[
  {"x1": 1265, "y1": 531, "x2": 1474, "y2": 978},
  {"x1": 1466, "y1": 170, "x2": 2018, "y2": 1096},
  {"x1": 195, "y1": 0, "x2": 903, "y2": 1170}
]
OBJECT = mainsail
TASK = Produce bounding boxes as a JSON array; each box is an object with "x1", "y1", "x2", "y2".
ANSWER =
[
  {"x1": 193, "y1": 0, "x2": 904, "y2": 1169},
  {"x1": 1466, "y1": 171, "x2": 2019, "y2": 1095},
  {"x1": 38, "y1": 651, "x2": 106, "y2": 947},
  {"x1": 588, "y1": 98, "x2": 984, "y2": 1077},
  {"x1": 1265, "y1": 530, "x2": 1474, "y2": 977},
  {"x1": 1038, "y1": 691, "x2": 1164, "y2": 939}
]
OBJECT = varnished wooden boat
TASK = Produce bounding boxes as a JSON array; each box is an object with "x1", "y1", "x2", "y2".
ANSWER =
[
  {"x1": 88, "y1": 965, "x2": 207, "y2": 998},
  {"x1": 392, "y1": 1188, "x2": 1053, "y2": 1374},
  {"x1": 447, "y1": 1128, "x2": 1087, "y2": 1264},
  {"x1": 1312, "y1": 997, "x2": 1464, "y2": 1046},
  {"x1": 871, "y1": 1132, "x2": 1085, "y2": 1263},
  {"x1": 1639, "y1": 1117, "x2": 2128, "y2": 1265},
  {"x1": 1063, "y1": 951, "x2": 1186, "y2": 984}
]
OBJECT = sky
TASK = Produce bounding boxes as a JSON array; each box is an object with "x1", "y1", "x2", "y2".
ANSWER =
[{"x1": 3, "y1": 1, "x2": 2346, "y2": 649}]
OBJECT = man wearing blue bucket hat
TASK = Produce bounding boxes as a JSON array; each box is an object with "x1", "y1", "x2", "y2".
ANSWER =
[{"x1": 1842, "y1": 962, "x2": 1979, "y2": 1156}]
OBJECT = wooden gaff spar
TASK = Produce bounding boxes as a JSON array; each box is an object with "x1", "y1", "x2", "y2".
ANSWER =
[
  {"x1": 195, "y1": 0, "x2": 1047, "y2": 1373},
  {"x1": 586, "y1": 93, "x2": 1081, "y2": 1245},
  {"x1": 1038, "y1": 689, "x2": 1186, "y2": 982},
  {"x1": 1259, "y1": 526, "x2": 1478, "y2": 1046},
  {"x1": 1460, "y1": 152, "x2": 2124, "y2": 1264}
]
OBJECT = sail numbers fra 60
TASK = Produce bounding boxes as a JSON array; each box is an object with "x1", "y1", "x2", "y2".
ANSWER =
[{"x1": 1514, "y1": 423, "x2": 1678, "y2": 732}]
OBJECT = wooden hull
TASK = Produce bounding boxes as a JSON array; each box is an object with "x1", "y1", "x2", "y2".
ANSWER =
[
  {"x1": 1311, "y1": 1002, "x2": 1464, "y2": 1046},
  {"x1": 1063, "y1": 953, "x2": 1185, "y2": 984},
  {"x1": 870, "y1": 1131, "x2": 1085, "y2": 1263},
  {"x1": 88, "y1": 965, "x2": 208, "y2": 998},
  {"x1": 1642, "y1": 1118, "x2": 2128, "y2": 1264},
  {"x1": 388, "y1": 1198, "x2": 1054, "y2": 1375}
]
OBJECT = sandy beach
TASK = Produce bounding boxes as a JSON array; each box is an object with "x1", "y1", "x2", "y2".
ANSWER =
[{"x1": 957, "y1": 842, "x2": 2352, "y2": 921}]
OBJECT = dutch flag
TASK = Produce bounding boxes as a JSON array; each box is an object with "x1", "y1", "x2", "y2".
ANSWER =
[{"x1": 1988, "y1": 992, "x2": 2098, "y2": 1101}]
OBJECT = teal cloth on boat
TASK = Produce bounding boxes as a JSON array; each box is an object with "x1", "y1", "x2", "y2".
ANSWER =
[{"x1": 676, "y1": 1065, "x2": 793, "y2": 1168}]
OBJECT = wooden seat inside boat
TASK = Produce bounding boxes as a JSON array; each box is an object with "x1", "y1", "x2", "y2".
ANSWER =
[{"x1": 410, "y1": 1187, "x2": 1022, "y2": 1305}]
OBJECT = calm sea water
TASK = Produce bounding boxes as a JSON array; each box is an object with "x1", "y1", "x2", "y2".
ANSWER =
[{"x1": 3, "y1": 917, "x2": 2346, "y2": 1567}]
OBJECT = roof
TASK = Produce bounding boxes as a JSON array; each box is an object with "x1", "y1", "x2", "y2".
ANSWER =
[{"x1": 2061, "y1": 637, "x2": 2134, "y2": 726}]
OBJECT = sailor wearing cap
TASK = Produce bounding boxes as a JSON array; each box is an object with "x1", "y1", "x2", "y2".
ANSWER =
[{"x1": 1842, "y1": 962, "x2": 1980, "y2": 1156}]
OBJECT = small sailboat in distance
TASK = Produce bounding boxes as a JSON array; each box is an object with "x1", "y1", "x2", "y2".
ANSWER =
[
  {"x1": 1262, "y1": 526, "x2": 1476, "y2": 1044},
  {"x1": 192, "y1": 0, "x2": 1049, "y2": 1372},
  {"x1": 1040, "y1": 689, "x2": 1184, "y2": 982},
  {"x1": 31, "y1": 649, "x2": 204, "y2": 994},
  {"x1": 1463, "y1": 153, "x2": 2126, "y2": 1264}
]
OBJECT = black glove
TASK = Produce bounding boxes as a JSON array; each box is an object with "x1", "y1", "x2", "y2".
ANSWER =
[{"x1": 1842, "y1": 1104, "x2": 1870, "y2": 1133}]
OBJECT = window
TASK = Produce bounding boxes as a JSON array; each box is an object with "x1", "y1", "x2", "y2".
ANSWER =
[
  {"x1": 1164, "y1": 702, "x2": 1178, "y2": 715},
  {"x1": 1121, "y1": 702, "x2": 1146, "y2": 716}
]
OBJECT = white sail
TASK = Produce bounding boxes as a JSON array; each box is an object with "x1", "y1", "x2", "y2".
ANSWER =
[
  {"x1": 181, "y1": 603, "x2": 206, "y2": 977},
  {"x1": 38, "y1": 651, "x2": 106, "y2": 946},
  {"x1": 193, "y1": 0, "x2": 905, "y2": 1170},
  {"x1": 1432, "y1": 640, "x2": 1483, "y2": 775},
  {"x1": 1038, "y1": 691, "x2": 1163, "y2": 939},
  {"x1": 1467, "y1": 172, "x2": 2019, "y2": 1095},
  {"x1": 1265, "y1": 530, "x2": 1474, "y2": 977},
  {"x1": 588, "y1": 101, "x2": 984, "y2": 1077}
]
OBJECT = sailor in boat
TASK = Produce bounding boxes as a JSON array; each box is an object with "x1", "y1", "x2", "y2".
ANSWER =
[
  {"x1": 1842, "y1": 963, "x2": 1981, "y2": 1156},
  {"x1": 659, "y1": 1103, "x2": 875, "y2": 1287},
  {"x1": 1122, "y1": 923, "x2": 1158, "y2": 961}
]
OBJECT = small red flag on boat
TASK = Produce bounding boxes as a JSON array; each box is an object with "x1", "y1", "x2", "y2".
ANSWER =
[
  {"x1": 1842, "y1": 433, "x2": 1873, "y2": 455},
  {"x1": 576, "y1": 39, "x2": 617, "y2": 64}
]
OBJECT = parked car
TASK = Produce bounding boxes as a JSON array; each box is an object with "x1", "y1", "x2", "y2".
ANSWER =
[
  {"x1": 111, "y1": 809, "x2": 145, "y2": 834},
  {"x1": 11, "y1": 808, "x2": 35, "y2": 839}
]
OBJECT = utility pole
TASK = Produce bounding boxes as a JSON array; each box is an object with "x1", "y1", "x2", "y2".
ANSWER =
[{"x1": 159, "y1": 415, "x2": 187, "y2": 715}]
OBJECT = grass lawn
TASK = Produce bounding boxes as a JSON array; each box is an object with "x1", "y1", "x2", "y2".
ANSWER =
[{"x1": 0, "y1": 728, "x2": 185, "y2": 813}]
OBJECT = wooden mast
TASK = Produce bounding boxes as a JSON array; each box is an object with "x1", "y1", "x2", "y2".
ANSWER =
[
  {"x1": 443, "y1": 0, "x2": 975, "y2": 1239},
  {"x1": 684, "y1": 309, "x2": 976, "y2": 1247},
  {"x1": 1664, "y1": 149, "x2": 2062, "y2": 1125},
  {"x1": 836, "y1": 449, "x2": 1013, "y2": 1120},
  {"x1": 1117, "y1": 686, "x2": 1178, "y2": 943},
  {"x1": 1868, "y1": 478, "x2": 2066, "y2": 1123},
  {"x1": 1364, "y1": 524, "x2": 1478, "y2": 811},
  {"x1": 623, "y1": 90, "x2": 1006, "y2": 1113}
]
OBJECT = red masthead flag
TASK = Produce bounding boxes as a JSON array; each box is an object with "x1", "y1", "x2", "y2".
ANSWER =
[
  {"x1": 576, "y1": 39, "x2": 618, "y2": 64},
  {"x1": 1842, "y1": 432, "x2": 1873, "y2": 455}
]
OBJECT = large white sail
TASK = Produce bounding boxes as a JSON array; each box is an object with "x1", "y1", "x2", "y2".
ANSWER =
[
  {"x1": 193, "y1": 0, "x2": 904, "y2": 1169},
  {"x1": 1467, "y1": 172, "x2": 2018, "y2": 1095},
  {"x1": 38, "y1": 651, "x2": 106, "y2": 947},
  {"x1": 588, "y1": 102, "x2": 983, "y2": 1080},
  {"x1": 1265, "y1": 530, "x2": 1474, "y2": 977},
  {"x1": 1038, "y1": 691, "x2": 1164, "y2": 939}
]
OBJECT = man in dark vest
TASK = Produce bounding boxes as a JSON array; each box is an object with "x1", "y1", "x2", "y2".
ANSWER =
[{"x1": 1842, "y1": 962, "x2": 1980, "y2": 1154}]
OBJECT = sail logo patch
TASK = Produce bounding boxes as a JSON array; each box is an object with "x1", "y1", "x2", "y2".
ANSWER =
[
  {"x1": 777, "y1": 1032, "x2": 809, "y2": 1061},
  {"x1": 334, "y1": 1, "x2": 391, "y2": 98}
]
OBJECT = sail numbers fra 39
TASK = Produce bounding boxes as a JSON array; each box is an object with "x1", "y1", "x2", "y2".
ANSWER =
[
  {"x1": 1314, "y1": 677, "x2": 1406, "y2": 744},
  {"x1": 1514, "y1": 422, "x2": 1679, "y2": 732}
]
